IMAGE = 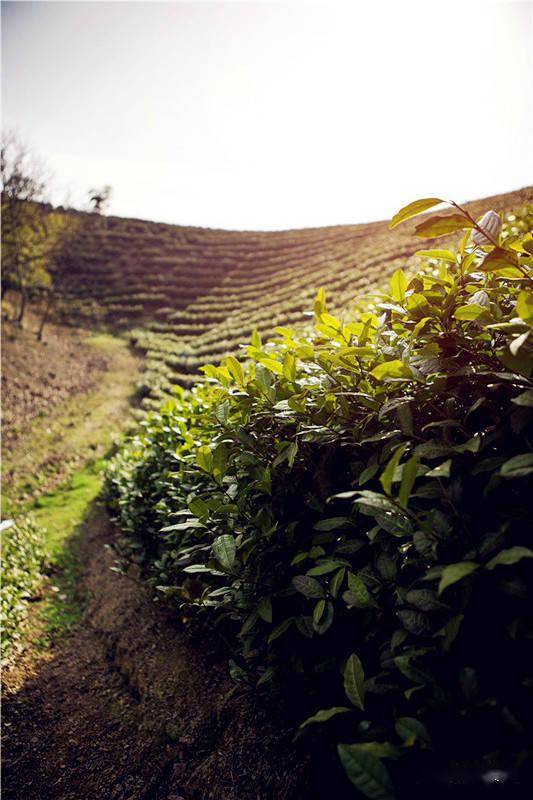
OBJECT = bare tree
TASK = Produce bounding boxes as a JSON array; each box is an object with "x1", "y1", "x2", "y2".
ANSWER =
[{"x1": 88, "y1": 184, "x2": 112, "y2": 214}]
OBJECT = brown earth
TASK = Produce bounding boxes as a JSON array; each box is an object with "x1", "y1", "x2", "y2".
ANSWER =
[
  {"x1": 1, "y1": 505, "x2": 317, "y2": 800},
  {"x1": 2, "y1": 311, "x2": 317, "y2": 799},
  {"x1": 1, "y1": 309, "x2": 109, "y2": 454}
]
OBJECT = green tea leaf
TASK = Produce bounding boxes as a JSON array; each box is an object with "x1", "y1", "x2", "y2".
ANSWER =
[
  {"x1": 313, "y1": 598, "x2": 326, "y2": 626},
  {"x1": 500, "y1": 453, "x2": 533, "y2": 478},
  {"x1": 517, "y1": 290, "x2": 533, "y2": 324},
  {"x1": 380, "y1": 444, "x2": 408, "y2": 496},
  {"x1": 486, "y1": 546, "x2": 533, "y2": 570},
  {"x1": 344, "y1": 652, "x2": 365, "y2": 710},
  {"x1": 330, "y1": 567, "x2": 346, "y2": 597},
  {"x1": 415, "y1": 213, "x2": 473, "y2": 238},
  {"x1": 346, "y1": 572, "x2": 371, "y2": 607},
  {"x1": 390, "y1": 269, "x2": 407, "y2": 302},
  {"x1": 395, "y1": 717, "x2": 431, "y2": 748},
  {"x1": 415, "y1": 249, "x2": 456, "y2": 263},
  {"x1": 197, "y1": 445, "x2": 213, "y2": 473},
  {"x1": 371, "y1": 360, "x2": 411, "y2": 381},
  {"x1": 267, "y1": 617, "x2": 293, "y2": 643},
  {"x1": 313, "y1": 517, "x2": 351, "y2": 531},
  {"x1": 337, "y1": 744, "x2": 394, "y2": 799},
  {"x1": 299, "y1": 706, "x2": 351, "y2": 729},
  {"x1": 512, "y1": 389, "x2": 533, "y2": 407},
  {"x1": 425, "y1": 459, "x2": 452, "y2": 478},
  {"x1": 438, "y1": 562, "x2": 478, "y2": 594},
  {"x1": 398, "y1": 454, "x2": 419, "y2": 509},
  {"x1": 292, "y1": 575, "x2": 325, "y2": 598},
  {"x1": 225, "y1": 355, "x2": 244, "y2": 386},
  {"x1": 389, "y1": 197, "x2": 444, "y2": 230},
  {"x1": 314, "y1": 286, "x2": 327, "y2": 318},
  {"x1": 212, "y1": 535, "x2": 236, "y2": 570},
  {"x1": 257, "y1": 596, "x2": 273, "y2": 623},
  {"x1": 454, "y1": 304, "x2": 487, "y2": 321},
  {"x1": 307, "y1": 560, "x2": 345, "y2": 576}
]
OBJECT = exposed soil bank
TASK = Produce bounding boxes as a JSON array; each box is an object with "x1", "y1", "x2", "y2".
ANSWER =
[
  {"x1": 2, "y1": 322, "x2": 141, "y2": 507},
  {"x1": 2, "y1": 506, "x2": 312, "y2": 800},
  {"x1": 1, "y1": 313, "x2": 109, "y2": 453}
]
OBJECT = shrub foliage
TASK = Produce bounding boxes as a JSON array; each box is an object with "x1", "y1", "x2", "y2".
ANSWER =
[
  {"x1": 107, "y1": 199, "x2": 533, "y2": 796},
  {"x1": 1, "y1": 517, "x2": 45, "y2": 651}
]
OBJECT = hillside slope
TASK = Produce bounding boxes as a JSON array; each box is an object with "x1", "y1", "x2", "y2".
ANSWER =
[{"x1": 52, "y1": 186, "x2": 532, "y2": 406}]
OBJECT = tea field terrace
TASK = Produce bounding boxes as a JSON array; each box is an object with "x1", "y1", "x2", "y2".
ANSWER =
[{"x1": 53, "y1": 187, "x2": 533, "y2": 408}]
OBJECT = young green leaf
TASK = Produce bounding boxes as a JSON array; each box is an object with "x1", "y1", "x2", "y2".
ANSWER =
[
  {"x1": 389, "y1": 197, "x2": 444, "y2": 230},
  {"x1": 398, "y1": 454, "x2": 419, "y2": 509},
  {"x1": 380, "y1": 444, "x2": 408, "y2": 496},
  {"x1": 371, "y1": 360, "x2": 411, "y2": 381},
  {"x1": 517, "y1": 290, "x2": 533, "y2": 324},
  {"x1": 197, "y1": 445, "x2": 213, "y2": 473},
  {"x1": 414, "y1": 213, "x2": 473, "y2": 238},
  {"x1": 415, "y1": 249, "x2": 456, "y2": 263},
  {"x1": 251, "y1": 328, "x2": 262, "y2": 348},
  {"x1": 390, "y1": 269, "x2": 407, "y2": 302},
  {"x1": 314, "y1": 286, "x2": 327, "y2": 318},
  {"x1": 454, "y1": 304, "x2": 488, "y2": 322},
  {"x1": 225, "y1": 355, "x2": 244, "y2": 386}
]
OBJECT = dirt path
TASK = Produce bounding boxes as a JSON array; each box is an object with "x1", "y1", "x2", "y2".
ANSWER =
[
  {"x1": 2, "y1": 320, "x2": 315, "y2": 799},
  {"x1": 2, "y1": 324, "x2": 142, "y2": 508},
  {"x1": 2, "y1": 505, "x2": 310, "y2": 800}
]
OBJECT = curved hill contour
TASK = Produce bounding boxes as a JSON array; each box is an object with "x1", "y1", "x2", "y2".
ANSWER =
[{"x1": 52, "y1": 186, "x2": 532, "y2": 406}]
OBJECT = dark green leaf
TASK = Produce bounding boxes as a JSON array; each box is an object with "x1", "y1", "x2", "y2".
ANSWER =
[
  {"x1": 292, "y1": 575, "x2": 325, "y2": 598},
  {"x1": 344, "y1": 653, "x2": 365, "y2": 710},
  {"x1": 337, "y1": 745, "x2": 394, "y2": 800},
  {"x1": 299, "y1": 706, "x2": 351, "y2": 729},
  {"x1": 212, "y1": 535, "x2": 236, "y2": 570},
  {"x1": 438, "y1": 562, "x2": 478, "y2": 594}
]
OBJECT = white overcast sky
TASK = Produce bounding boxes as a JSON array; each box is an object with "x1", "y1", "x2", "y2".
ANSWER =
[{"x1": 2, "y1": 0, "x2": 532, "y2": 229}]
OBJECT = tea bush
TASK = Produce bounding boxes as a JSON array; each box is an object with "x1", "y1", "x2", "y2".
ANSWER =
[
  {"x1": 107, "y1": 199, "x2": 533, "y2": 797},
  {"x1": 1, "y1": 516, "x2": 45, "y2": 651}
]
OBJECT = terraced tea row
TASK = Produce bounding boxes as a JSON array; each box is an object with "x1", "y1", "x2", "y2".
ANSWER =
[{"x1": 49, "y1": 187, "x2": 532, "y2": 407}]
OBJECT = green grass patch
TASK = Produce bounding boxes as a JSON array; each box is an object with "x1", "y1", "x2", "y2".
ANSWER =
[
  {"x1": 32, "y1": 459, "x2": 105, "y2": 559},
  {"x1": 2, "y1": 461, "x2": 107, "y2": 655}
]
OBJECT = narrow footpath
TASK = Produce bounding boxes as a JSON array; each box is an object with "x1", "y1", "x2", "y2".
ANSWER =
[{"x1": 2, "y1": 319, "x2": 310, "y2": 800}]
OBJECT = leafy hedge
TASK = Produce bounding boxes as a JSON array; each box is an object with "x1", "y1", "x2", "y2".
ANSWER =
[
  {"x1": 1, "y1": 516, "x2": 45, "y2": 651},
  {"x1": 107, "y1": 199, "x2": 533, "y2": 797}
]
